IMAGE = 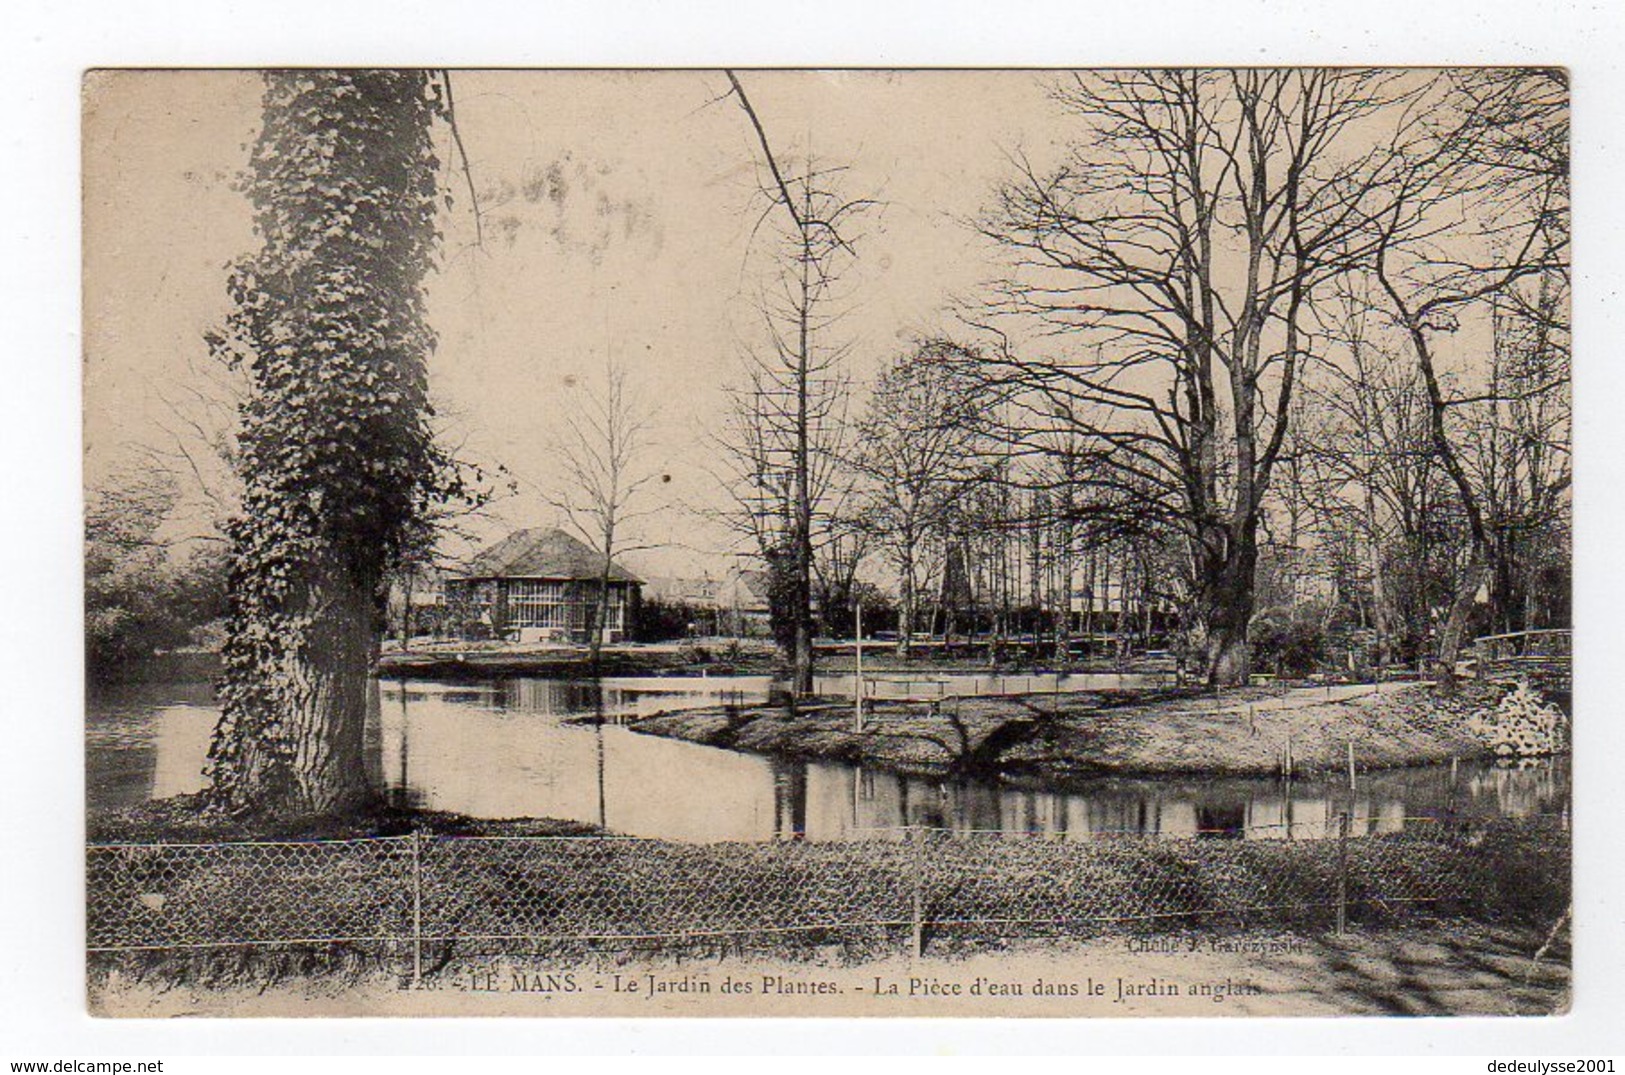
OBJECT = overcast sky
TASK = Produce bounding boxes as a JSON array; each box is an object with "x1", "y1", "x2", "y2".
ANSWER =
[
  {"x1": 83, "y1": 69, "x2": 1519, "y2": 581},
  {"x1": 84, "y1": 69, "x2": 1063, "y2": 577}
]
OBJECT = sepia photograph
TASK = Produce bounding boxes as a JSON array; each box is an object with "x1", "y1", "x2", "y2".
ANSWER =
[{"x1": 80, "y1": 66, "x2": 1572, "y2": 1020}]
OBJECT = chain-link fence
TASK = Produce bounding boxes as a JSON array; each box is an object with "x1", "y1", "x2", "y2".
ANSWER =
[
  {"x1": 87, "y1": 836, "x2": 414, "y2": 953},
  {"x1": 86, "y1": 814, "x2": 1569, "y2": 980}
]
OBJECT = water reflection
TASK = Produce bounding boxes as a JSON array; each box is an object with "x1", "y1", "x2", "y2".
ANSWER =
[
  {"x1": 87, "y1": 676, "x2": 1570, "y2": 843},
  {"x1": 768, "y1": 761, "x2": 1565, "y2": 842},
  {"x1": 86, "y1": 682, "x2": 217, "y2": 808}
]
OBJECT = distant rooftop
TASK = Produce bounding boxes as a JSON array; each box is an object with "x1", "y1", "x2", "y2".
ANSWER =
[{"x1": 459, "y1": 528, "x2": 642, "y2": 584}]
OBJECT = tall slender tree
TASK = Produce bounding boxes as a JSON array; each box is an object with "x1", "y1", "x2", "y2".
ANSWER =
[
  {"x1": 720, "y1": 71, "x2": 872, "y2": 695},
  {"x1": 547, "y1": 358, "x2": 662, "y2": 664}
]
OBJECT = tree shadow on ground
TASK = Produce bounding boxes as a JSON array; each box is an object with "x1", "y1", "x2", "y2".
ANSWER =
[
  {"x1": 1251, "y1": 919, "x2": 1570, "y2": 1016},
  {"x1": 849, "y1": 697, "x2": 1060, "y2": 776}
]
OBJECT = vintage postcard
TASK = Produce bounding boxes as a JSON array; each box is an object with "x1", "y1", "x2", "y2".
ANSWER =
[{"x1": 83, "y1": 67, "x2": 1571, "y2": 1018}]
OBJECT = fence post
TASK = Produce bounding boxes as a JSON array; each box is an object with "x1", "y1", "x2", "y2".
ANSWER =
[
  {"x1": 908, "y1": 826, "x2": 924, "y2": 961},
  {"x1": 410, "y1": 829, "x2": 423, "y2": 989},
  {"x1": 1336, "y1": 811, "x2": 1349, "y2": 936}
]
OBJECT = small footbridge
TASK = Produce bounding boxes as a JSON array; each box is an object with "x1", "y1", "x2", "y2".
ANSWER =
[{"x1": 1469, "y1": 629, "x2": 1572, "y2": 692}]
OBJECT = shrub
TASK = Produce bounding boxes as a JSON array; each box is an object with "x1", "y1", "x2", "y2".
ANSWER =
[{"x1": 1249, "y1": 605, "x2": 1329, "y2": 677}]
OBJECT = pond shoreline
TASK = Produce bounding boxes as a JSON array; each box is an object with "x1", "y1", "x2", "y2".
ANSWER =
[
  {"x1": 89, "y1": 673, "x2": 1564, "y2": 841},
  {"x1": 373, "y1": 641, "x2": 1182, "y2": 683},
  {"x1": 626, "y1": 681, "x2": 1512, "y2": 783},
  {"x1": 86, "y1": 793, "x2": 608, "y2": 844},
  {"x1": 376, "y1": 647, "x2": 769, "y2": 681}
]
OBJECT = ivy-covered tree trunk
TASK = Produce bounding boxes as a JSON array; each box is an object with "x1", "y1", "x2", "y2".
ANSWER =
[
  {"x1": 205, "y1": 71, "x2": 448, "y2": 818},
  {"x1": 218, "y1": 544, "x2": 378, "y2": 813}
]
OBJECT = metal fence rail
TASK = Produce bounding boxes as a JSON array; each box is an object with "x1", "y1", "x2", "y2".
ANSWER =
[{"x1": 86, "y1": 815, "x2": 1569, "y2": 978}]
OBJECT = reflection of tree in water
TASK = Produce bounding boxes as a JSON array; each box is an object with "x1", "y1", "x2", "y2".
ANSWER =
[
  {"x1": 594, "y1": 718, "x2": 607, "y2": 829},
  {"x1": 352, "y1": 680, "x2": 1571, "y2": 840},
  {"x1": 1464, "y1": 759, "x2": 1567, "y2": 819},
  {"x1": 771, "y1": 758, "x2": 807, "y2": 840},
  {"x1": 939, "y1": 780, "x2": 996, "y2": 831},
  {"x1": 893, "y1": 774, "x2": 950, "y2": 830},
  {"x1": 361, "y1": 681, "x2": 386, "y2": 794},
  {"x1": 366, "y1": 682, "x2": 426, "y2": 811},
  {"x1": 1196, "y1": 803, "x2": 1246, "y2": 839},
  {"x1": 492, "y1": 678, "x2": 602, "y2": 715}
]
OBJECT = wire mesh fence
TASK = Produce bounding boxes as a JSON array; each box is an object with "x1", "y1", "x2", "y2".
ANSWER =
[
  {"x1": 86, "y1": 836, "x2": 415, "y2": 952},
  {"x1": 86, "y1": 814, "x2": 1570, "y2": 978}
]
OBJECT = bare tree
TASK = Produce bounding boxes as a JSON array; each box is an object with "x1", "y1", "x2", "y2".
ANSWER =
[
  {"x1": 1473, "y1": 285, "x2": 1571, "y2": 634},
  {"x1": 851, "y1": 340, "x2": 993, "y2": 656},
  {"x1": 1281, "y1": 285, "x2": 1437, "y2": 667},
  {"x1": 136, "y1": 352, "x2": 245, "y2": 541},
  {"x1": 1367, "y1": 69, "x2": 1569, "y2": 683},
  {"x1": 811, "y1": 491, "x2": 872, "y2": 639},
  {"x1": 546, "y1": 358, "x2": 662, "y2": 664},
  {"x1": 981, "y1": 69, "x2": 1451, "y2": 685},
  {"x1": 954, "y1": 457, "x2": 1022, "y2": 662},
  {"x1": 718, "y1": 71, "x2": 874, "y2": 694}
]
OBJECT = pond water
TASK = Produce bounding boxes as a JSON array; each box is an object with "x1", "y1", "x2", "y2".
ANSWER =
[{"x1": 86, "y1": 675, "x2": 1569, "y2": 843}]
